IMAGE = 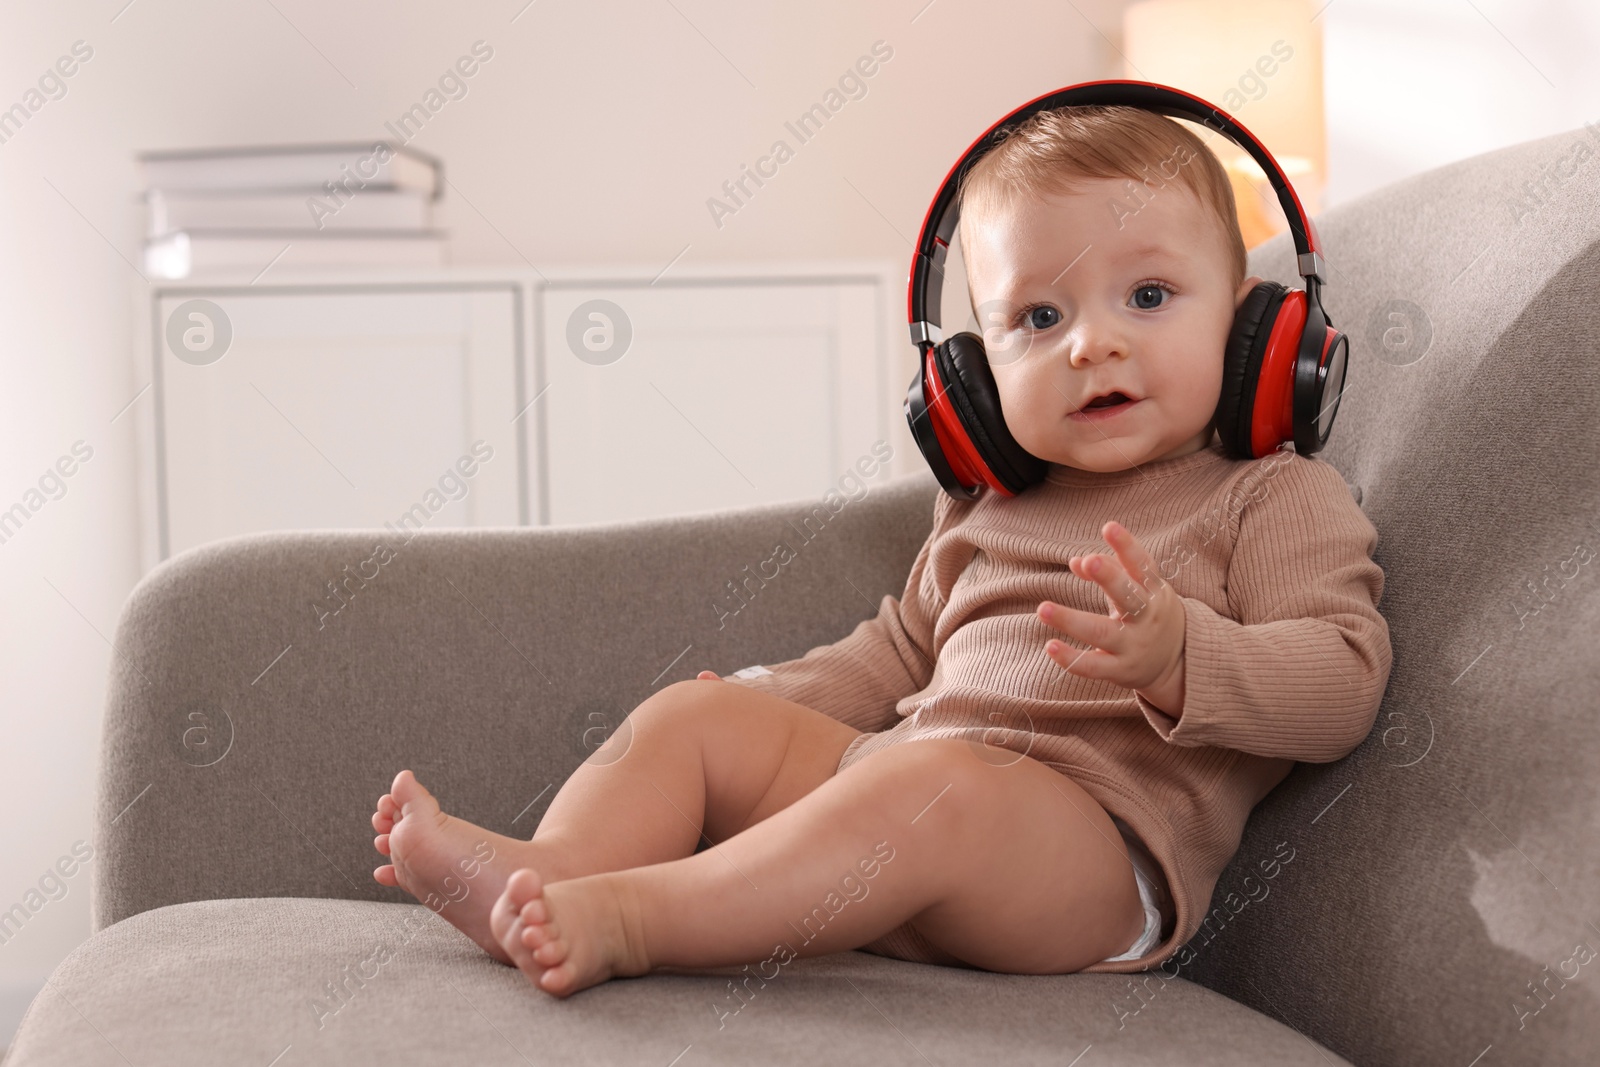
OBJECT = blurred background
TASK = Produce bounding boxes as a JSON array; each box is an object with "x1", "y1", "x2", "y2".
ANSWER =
[{"x1": 2, "y1": 0, "x2": 1596, "y2": 1044}]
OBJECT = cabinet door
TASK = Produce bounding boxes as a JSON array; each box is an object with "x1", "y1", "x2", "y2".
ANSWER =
[
  {"x1": 153, "y1": 285, "x2": 521, "y2": 559},
  {"x1": 534, "y1": 277, "x2": 887, "y2": 526}
]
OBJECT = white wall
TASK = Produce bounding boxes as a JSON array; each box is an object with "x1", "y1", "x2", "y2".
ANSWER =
[
  {"x1": 0, "y1": 0, "x2": 1120, "y2": 1042},
  {"x1": 1324, "y1": 0, "x2": 1600, "y2": 206}
]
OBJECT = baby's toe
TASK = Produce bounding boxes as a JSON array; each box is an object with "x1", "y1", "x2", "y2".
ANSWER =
[
  {"x1": 374, "y1": 832, "x2": 391, "y2": 856},
  {"x1": 489, "y1": 886, "x2": 518, "y2": 943},
  {"x1": 374, "y1": 863, "x2": 399, "y2": 887},
  {"x1": 491, "y1": 880, "x2": 550, "y2": 979},
  {"x1": 538, "y1": 958, "x2": 577, "y2": 995},
  {"x1": 502, "y1": 867, "x2": 544, "y2": 909},
  {"x1": 531, "y1": 929, "x2": 569, "y2": 968},
  {"x1": 491, "y1": 871, "x2": 543, "y2": 943},
  {"x1": 515, "y1": 893, "x2": 550, "y2": 926},
  {"x1": 520, "y1": 917, "x2": 559, "y2": 949},
  {"x1": 390, "y1": 769, "x2": 430, "y2": 807}
]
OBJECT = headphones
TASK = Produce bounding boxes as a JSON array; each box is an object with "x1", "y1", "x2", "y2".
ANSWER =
[{"x1": 904, "y1": 80, "x2": 1349, "y2": 501}]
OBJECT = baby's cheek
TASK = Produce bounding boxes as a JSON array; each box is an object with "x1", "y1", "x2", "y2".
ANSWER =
[
  {"x1": 1161, "y1": 368, "x2": 1221, "y2": 423},
  {"x1": 1001, "y1": 388, "x2": 1052, "y2": 444}
]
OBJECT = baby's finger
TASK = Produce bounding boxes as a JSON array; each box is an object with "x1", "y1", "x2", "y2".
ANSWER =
[
  {"x1": 1039, "y1": 599, "x2": 1128, "y2": 654},
  {"x1": 1070, "y1": 555, "x2": 1121, "y2": 619},
  {"x1": 1103, "y1": 520, "x2": 1166, "y2": 593},
  {"x1": 1071, "y1": 553, "x2": 1149, "y2": 623},
  {"x1": 1045, "y1": 640, "x2": 1120, "y2": 683}
]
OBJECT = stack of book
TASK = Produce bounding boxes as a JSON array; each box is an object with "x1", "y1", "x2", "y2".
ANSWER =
[{"x1": 139, "y1": 142, "x2": 445, "y2": 279}]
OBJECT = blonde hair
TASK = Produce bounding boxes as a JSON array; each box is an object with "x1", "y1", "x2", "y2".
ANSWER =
[{"x1": 955, "y1": 105, "x2": 1248, "y2": 291}]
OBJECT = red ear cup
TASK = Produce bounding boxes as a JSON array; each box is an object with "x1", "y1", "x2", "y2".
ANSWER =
[
  {"x1": 1219, "y1": 280, "x2": 1347, "y2": 459},
  {"x1": 904, "y1": 331, "x2": 1047, "y2": 499},
  {"x1": 1253, "y1": 287, "x2": 1312, "y2": 457},
  {"x1": 906, "y1": 344, "x2": 984, "y2": 499},
  {"x1": 1219, "y1": 280, "x2": 1300, "y2": 459}
]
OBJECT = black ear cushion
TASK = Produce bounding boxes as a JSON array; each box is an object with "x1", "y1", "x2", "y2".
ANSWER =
[
  {"x1": 1218, "y1": 281, "x2": 1289, "y2": 459},
  {"x1": 934, "y1": 331, "x2": 1048, "y2": 494}
]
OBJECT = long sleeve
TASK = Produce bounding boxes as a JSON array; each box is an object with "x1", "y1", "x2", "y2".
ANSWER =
[
  {"x1": 1134, "y1": 454, "x2": 1393, "y2": 762},
  {"x1": 721, "y1": 491, "x2": 956, "y2": 734}
]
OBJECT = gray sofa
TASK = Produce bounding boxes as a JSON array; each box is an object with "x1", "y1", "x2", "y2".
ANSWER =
[{"x1": 11, "y1": 127, "x2": 1600, "y2": 1066}]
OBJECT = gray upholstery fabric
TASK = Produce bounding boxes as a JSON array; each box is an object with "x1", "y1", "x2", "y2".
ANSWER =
[
  {"x1": 10, "y1": 125, "x2": 1600, "y2": 1065},
  {"x1": 1180, "y1": 126, "x2": 1600, "y2": 1065},
  {"x1": 7, "y1": 899, "x2": 1346, "y2": 1065},
  {"x1": 88, "y1": 476, "x2": 941, "y2": 923}
]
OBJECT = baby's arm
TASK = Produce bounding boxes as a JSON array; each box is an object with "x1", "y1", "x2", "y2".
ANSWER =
[
  {"x1": 1133, "y1": 455, "x2": 1392, "y2": 763},
  {"x1": 1038, "y1": 453, "x2": 1390, "y2": 762},
  {"x1": 708, "y1": 492, "x2": 960, "y2": 735}
]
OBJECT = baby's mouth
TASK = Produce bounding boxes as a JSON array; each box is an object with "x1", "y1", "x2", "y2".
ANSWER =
[
  {"x1": 1084, "y1": 391, "x2": 1132, "y2": 409},
  {"x1": 1070, "y1": 392, "x2": 1141, "y2": 419}
]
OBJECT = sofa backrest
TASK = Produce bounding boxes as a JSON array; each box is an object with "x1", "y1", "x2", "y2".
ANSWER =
[
  {"x1": 92, "y1": 476, "x2": 943, "y2": 926},
  {"x1": 1176, "y1": 126, "x2": 1600, "y2": 1067}
]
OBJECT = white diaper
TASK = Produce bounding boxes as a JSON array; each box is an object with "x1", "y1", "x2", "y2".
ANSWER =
[{"x1": 1100, "y1": 816, "x2": 1174, "y2": 964}]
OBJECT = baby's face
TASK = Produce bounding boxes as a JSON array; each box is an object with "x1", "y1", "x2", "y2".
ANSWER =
[{"x1": 961, "y1": 178, "x2": 1260, "y2": 471}]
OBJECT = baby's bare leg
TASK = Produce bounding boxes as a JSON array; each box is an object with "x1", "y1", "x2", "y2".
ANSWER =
[
  {"x1": 531, "y1": 678, "x2": 862, "y2": 870},
  {"x1": 372, "y1": 679, "x2": 858, "y2": 962},
  {"x1": 495, "y1": 737, "x2": 1149, "y2": 996}
]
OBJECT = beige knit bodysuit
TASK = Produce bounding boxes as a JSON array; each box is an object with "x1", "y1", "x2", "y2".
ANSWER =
[{"x1": 725, "y1": 439, "x2": 1392, "y2": 973}]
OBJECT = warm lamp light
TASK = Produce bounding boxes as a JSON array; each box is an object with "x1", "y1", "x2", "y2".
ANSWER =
[{"x1": 1122, "y1": 0, "x2": 1326, "y2": 249}]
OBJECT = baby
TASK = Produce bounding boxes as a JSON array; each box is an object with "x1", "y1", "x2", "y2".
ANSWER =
[{"x1": 370, "y1": 105, "x2": 1392, "y2": 998}]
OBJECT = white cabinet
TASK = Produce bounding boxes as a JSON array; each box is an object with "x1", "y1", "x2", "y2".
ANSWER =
[
  {"x1": 133, "y1": 262, "x2": 905, "y2": 569},
  {"x1": 536, "y1": 273, "x2": 889, "y2": 527}
]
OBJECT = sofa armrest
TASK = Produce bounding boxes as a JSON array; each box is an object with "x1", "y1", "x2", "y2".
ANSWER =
[{"x1": 93, "y1": 472, "x2": 940, "y2": 930}]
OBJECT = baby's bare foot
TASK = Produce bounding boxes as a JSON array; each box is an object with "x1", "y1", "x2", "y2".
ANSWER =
[
  {"x1": 489, "y1": 867, "x2": 652, "y2": 998},
  {"x1": 371, "y1": 769, "x2": 561, "y2": 965}
]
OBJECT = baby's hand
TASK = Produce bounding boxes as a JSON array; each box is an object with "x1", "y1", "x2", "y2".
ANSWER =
[{"x1": 1038, "y1": 520, "x2": 1186, "y2": 712}]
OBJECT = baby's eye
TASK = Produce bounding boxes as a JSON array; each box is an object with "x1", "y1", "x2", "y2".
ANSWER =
[
  {"x1": 1130, "y1": 281, "x2": 1177, "y2": 310},
  {"x1": 1019, "y1": 304, "x2": 1061, "y2": 330}
]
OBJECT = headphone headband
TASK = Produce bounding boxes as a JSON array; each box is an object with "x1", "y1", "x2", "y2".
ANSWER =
[{"x1": 908, "y1": 79, "x2": 1325, "y2": 350}]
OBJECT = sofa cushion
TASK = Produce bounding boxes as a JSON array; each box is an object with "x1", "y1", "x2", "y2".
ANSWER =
[{"x1": 7, "y1": 898, "x2": 1350, "y2": 1065}]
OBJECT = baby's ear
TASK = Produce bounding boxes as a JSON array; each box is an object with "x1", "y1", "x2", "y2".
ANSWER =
[{"x1": 1234, "y1": 274, "x2": 1265, "y2": 305}]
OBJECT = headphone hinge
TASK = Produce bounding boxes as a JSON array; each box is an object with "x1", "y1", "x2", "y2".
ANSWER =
[{"x1": 1297, "y1": 250, "x2": 1327, "y2": 283}]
